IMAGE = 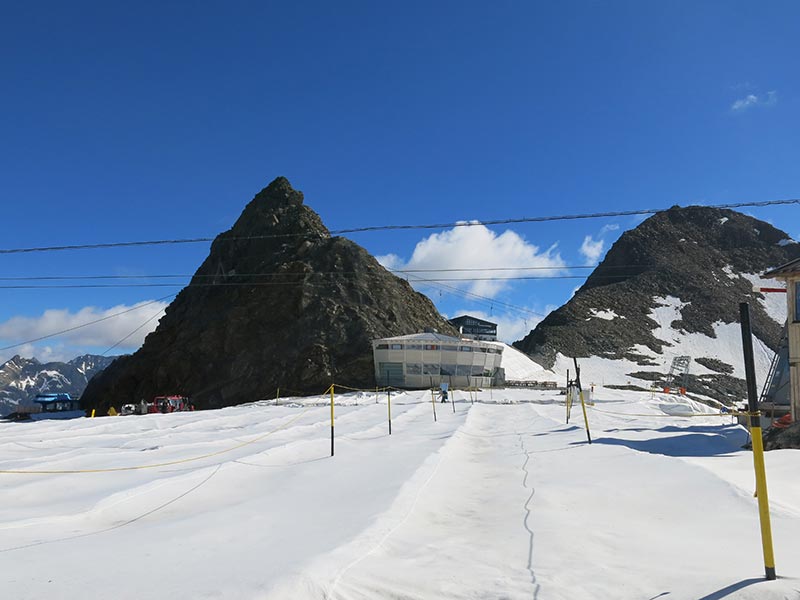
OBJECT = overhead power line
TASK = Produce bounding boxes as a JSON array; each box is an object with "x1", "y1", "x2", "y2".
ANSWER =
[
  {"x1": 0, "y1": 198, "x2": 796, "y2": 255},
  {"x1": 0, "y1": 263, "x2": 650, "y2": 282}
]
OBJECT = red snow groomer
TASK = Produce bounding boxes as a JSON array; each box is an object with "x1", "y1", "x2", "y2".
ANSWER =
[{"x1": 147, "y1": 395, "x2": 194, "y2": 414}]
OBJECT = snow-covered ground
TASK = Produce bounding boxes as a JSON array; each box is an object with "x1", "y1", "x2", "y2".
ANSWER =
[
  {"x1": 553, "y1": 293, "x2": 783, "y2": 386},
  {"x1": 2, "y1": 388, "x2": 799, "y2": 600}
]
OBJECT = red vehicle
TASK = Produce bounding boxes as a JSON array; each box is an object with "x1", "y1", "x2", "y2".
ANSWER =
[{"x1": 147, "y1": 395, "x2": 194, "y2": 414}]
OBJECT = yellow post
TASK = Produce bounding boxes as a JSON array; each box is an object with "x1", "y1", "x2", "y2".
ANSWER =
[
  {"x1": 578, "y1": 390, "x2": 592, "y2": 444},
  {"x1": 740, "y1": 302, "x2": 777, "y2": 580},
  {"x1": 276, "y1": 387, "x2": 280, "y2": 405},
  {"x1": 90, "y1": 408, "x2": 96, "y2": 418},
  {"x1": 750, "y1": 416, "x2": 776, "y2": 578},
  {"x1": 430, "y1": 388, "x2": 437, "y2": 422},
  {"x1": 330, "y1": 384, "x2": 335, "y2": 457}
]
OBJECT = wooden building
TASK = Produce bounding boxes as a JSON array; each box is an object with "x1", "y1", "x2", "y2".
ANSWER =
[{"x1": 763, "y1": 257, "x2": 800, "y2": 419}]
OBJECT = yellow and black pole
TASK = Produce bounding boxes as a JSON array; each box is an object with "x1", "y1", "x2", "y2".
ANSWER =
[
  {"x1": 740, "y1": 302, "x2": 776, "y2": 580},
  {"x1": 430, "y1": 386, "x2": 437, "y2": 422},
  {"x1": 573, "y1": 358, "x2": 592, "y2": 444},
  {"x1": 330, "y1": 384, "x2": 335, "y2": 457},
  {"x1": 566, "y1": 369, "x2": 571, "y2": 424}
]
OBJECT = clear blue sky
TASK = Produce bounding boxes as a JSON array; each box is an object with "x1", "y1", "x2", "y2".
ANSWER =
[{"x1": 1, "y1": 1, "x2": 798, "y2": 361}]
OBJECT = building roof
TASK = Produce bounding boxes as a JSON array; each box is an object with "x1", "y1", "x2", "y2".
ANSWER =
[
  {"x1": 763, "y1": 257, "x2": 800, "y2": 279},
  {"x1": 375, "y1": 332, "x2": 462, "y2": 343}
]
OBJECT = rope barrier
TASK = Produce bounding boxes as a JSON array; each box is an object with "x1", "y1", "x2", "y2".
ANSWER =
[
  {"x1": 588, "y1": 405, "x2": 746, "y2": 419},
  {"x1": 0, "y1": 407, "x2": 312, "y2": 475}
]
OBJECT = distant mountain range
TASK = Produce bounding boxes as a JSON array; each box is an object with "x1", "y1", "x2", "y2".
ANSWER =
[
  {"x1": 514, "y1": 206, "x2": 799, "y2": 404},
  {"x1": 0, "y1": 354, "x2": 117, "y2": 416}
]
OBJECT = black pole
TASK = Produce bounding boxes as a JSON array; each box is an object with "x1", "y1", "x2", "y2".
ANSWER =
[{"x1": 739, "y1": 303, "x2": 759, "y2": 415}]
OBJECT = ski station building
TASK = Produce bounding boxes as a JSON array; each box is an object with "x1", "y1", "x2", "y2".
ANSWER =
[
  {"x1": 447, "y1": 315, "x2": 498, "y2": 341},
  {"x1": 372, "y1": 332, "x2": 505, "y2": 389},
  {"x1": 764, "y1": 257, "x2": 800, "y2": 419}
]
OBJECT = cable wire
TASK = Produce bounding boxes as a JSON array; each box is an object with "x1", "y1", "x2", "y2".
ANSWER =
[{"x1": 1, "y1": 199, "x2": 796, "y2": 255}]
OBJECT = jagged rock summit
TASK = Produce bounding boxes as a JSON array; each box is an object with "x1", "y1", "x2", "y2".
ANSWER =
[
  {"x1": 514, "y1": 206, "x2": 800, "y2": 403},
  {"x1": 82, "y1": 178, "x2": 455, "y2": 412}
]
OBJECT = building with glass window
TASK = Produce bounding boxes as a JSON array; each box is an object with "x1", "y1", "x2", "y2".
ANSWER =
[
  {"x1": 372, "y1": 332, "x2": 504, "y2": 389},
  {"x1": 764, "y1": 257, "x2": 800, "y2": 420},
  {"x1": 448, "y1": 315, "x2": 498, "y2": 341}
]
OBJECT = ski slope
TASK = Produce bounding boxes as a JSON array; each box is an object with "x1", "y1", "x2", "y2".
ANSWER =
[{"x1": 1, "y1": 388, "x2": 799, "y2": 599}]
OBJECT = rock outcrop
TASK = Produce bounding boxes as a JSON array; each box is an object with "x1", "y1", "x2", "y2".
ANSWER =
[{"x1": 81, "y1": 177, "x2": 455, "y2": 412}]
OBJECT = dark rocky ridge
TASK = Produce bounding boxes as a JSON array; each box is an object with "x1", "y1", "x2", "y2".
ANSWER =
[
  {"x1": 81, "y1": 177, "x2": 456, "y2": 412},
  {"x1": 514, "y1": 206, "x2": 799, "y2": 403}
]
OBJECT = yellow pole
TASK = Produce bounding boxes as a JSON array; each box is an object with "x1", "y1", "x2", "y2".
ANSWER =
[
  {"x1": 90, "y1": 409, "x2": 96, "y2": 418},
  {"x1": 388, "y1": 388, "x2": 392, "y2": 435},
  {"x1": 749, "y1": 416, "x2": 776, "y2": 578},
  {"x1": 740, "y1": 302, "x2": 777, "y2": 580},
  {"x1": 330, "y1": 384, "x2": 335, "y2": 457},
  {"x1": 430, "y1": 388, "x2": 437, "y2": 422},
  {"x1": 578, "y1": 390, "x2": 592, "y2": 444}
]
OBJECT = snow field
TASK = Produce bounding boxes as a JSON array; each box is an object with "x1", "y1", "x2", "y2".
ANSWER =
[{"x1": 0, "y1": 389, "x2": 798, "y2": 599}]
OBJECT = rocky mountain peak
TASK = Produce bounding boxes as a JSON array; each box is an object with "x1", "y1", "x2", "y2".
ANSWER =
[
  {"x1": 81, "y1": 178, "x2": 456, "y2": 413},
  {"x1": 514, "y1": 206, "x2": 799, "y2": 403}
]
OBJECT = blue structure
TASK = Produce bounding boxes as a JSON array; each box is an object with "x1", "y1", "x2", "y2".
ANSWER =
[{"x1": 3, "y1": 393, "x2": 85, "y2": 422}]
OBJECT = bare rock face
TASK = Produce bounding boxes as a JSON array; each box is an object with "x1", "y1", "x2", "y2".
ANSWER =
[
  {"x1": 81, "y1": 177, "x2": 455, "y2": 412},
  {"x1": 514, "y1": 206, "x2": 799, "y2": 404}
]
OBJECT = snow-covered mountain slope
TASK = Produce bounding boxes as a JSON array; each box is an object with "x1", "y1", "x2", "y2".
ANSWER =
[
  {"x1": 515, "y1": 206, "x2": 798, "y2": 403},
  {"x1": 0, "y1": 354, "x2": 116, "y2": 415},
  {"x1": 1, "y1": 390, "x2": 798, "y2": 599},
  {"x1": 491, "y1": 341, "x2": 560, "y2": 383}
]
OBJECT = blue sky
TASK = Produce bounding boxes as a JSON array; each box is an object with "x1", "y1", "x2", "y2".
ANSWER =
[{"x1": 1, "y1": 1, "x2": 798, "y2": 362}]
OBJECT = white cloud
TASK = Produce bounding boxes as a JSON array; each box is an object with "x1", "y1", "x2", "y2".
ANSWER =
[
  {"x1": 381, "y1": 222, "x2": 565, "y2": 298},
  {"x1": 0, "y1": 301, "x2": 169, "y2": 363},
  {"x1": 600, "y1": 224, "x2": 620, "y2": 235},
  {"x1": 579, "y1": 222, "x2": 621, "y2": 264},
  {"x1": 580, "y1": 235, "x2": 605, "y2": 263},
  {"x1": 731, "y1": 90, "x2": 777, "y2": 113},
  {"x1": 375, "y1": 253, "x2": 404, "y2": 271}
]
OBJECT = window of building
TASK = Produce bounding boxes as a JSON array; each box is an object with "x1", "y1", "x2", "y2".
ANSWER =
[
  {"x1": 406, "y1": 363, "x2": 422, "y2": 375},
  {"x1": 376, "y1": 344, "x2": 389, "y2": 349},
  {"x1": 442, "y1": 345, "x2": 458, "y2": 351},
  {"x1": 440, "y1": 364, "x2": 456, "y2": 376},
  {"x1": 796, "y1": 281, "x2": 800, "y2": 322},
  {"x1": 456, "y1": 365, "x2": 471, "y2": 376},
  {"x1": 459, "y1": 346, "x2": 473, "y2": 352},
  {"x1": 390, "y1": 343, "x2": 404, "y2": 350},
  {"x1": 407, "y1": 344, "x2": 423, "y2": 350},
  {"x1": 423, "y1": 363, "x2": 439, "y2": 375},
  {"x1": 423, "y1": 344, "x2": 439, "y2": 351}
]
